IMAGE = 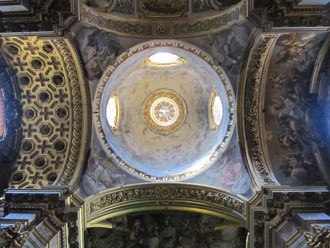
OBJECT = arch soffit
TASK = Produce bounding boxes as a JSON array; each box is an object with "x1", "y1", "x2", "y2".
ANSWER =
[{"x1": 84, "y1": 183, "x2": 247, "y2": 229}]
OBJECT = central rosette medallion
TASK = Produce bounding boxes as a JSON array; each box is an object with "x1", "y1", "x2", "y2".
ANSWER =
[{"x1": 142, "y1": 89, "x2": 186, "y2": 135}]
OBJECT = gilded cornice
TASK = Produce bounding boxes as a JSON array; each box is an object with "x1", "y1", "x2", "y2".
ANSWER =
[
  {"x1": 248, "y1": 0, "x2": 330, "y2": 30},
  {"x1": 0, "y1": 0, "x2": 79, "y2": 36},
  {"x1": 81, "y1": 0, "x2": 247, "y2": 38},
  {"x1": 0, "y1": 36, "x2": 91, "y2": 190},
  {"x1": 247, "y1": 186, "x2": 330, "y2": 248},
  {"x1": 304, "y1": 225, "x2": 330, "y2": 248},
  {"x1": 84, "y1": 183, "x2": 246, "y2": 228},
  {"x1": 238, "y1": 31, "x2": 280, "y2": 188}
]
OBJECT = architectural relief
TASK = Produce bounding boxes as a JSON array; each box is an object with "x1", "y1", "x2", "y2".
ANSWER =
[
  {"x1": 250, "y1": 0, "x2": 330, "y2": 29},
  {"x1": 247, "y1": 187, "x2": 330, "y2": 248},
  {"x1": 0, "y1": 36, "x2": 90, "y2": 189},
  {"x1": 139, "y1": 0, "x2": 188, "y2": 17},
  {"x1": 85, "y1": 212, "x2": 247, "y2": 248},
  {"x1": 0, "y1": 0, "x2": 78, "y2": 35},
  {"x1": 1, "y1": 188, "x2": 84, "y2": 247},
  {"x1": 85, "y1": 183, "x2": 246, "y2": 224},
  {"x1": 0, "y1": 223, "x2": 29, "y2": 248},
  {"x1": 304, "y1": 225, "x2": 330, "y2": 248},
  {"x1": 81, "y1": 0, "x2": 247, "y2": 38}
]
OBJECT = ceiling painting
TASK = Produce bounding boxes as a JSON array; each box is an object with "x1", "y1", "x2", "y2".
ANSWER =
[
  {"x1": 73, "y1": 20, "x2": 255, "y2": 198},
  {"x1": 95, "y1": 41, "x2": 235, "y2": 181},
  {"x1": 263, "y1": 32, "x2": 328, "y2": 186}
]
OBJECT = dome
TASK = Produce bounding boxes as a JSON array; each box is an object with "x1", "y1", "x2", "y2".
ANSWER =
[{"x1": 95, "y1": 40, "x2": 235, "y2": 181}]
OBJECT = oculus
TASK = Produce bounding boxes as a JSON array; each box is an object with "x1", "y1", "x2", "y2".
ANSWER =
[
  {"x1": 106, "y1": 93, "x2": 120, "y2": 134},
  {"x1": 144, "y1": 52, "x2": 186, "y2": 68},
  {"x1": 142, "y1": 89, "x2": 187, "y2": 135}
]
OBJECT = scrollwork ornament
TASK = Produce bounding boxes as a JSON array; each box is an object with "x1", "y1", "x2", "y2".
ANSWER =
[
  {"x1": 0, "y1": 223, "x2": 29, "y2": 248},
  {"x1": 304, "y1": 225, "x2": 330, "y2": 248},
  {"x1": 81, "y1": 1, "x2": 247, "y2": 38},
  {"x1": 85, "y1": 184, "x2": 246, "y2": 225},
  {"x1": 243, "y1": 34, "x2": 279, "y2": 186}
]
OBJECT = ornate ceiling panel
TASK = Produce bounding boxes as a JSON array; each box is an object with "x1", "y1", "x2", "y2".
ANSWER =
[
  {"x1": 249, "y1": 0, "x2": 330, "y2": 29},
  {"x1": 247, "y1": 187, "x2": 330, "y2": 248},
  {"x1": 0, "y1": 36, "x2": 91, "y2": 189},
  {"x1": 0, "y1": 0, "x2": 79, "y2": 36},
  {"x1": 81, "y1": 0, "x2": 247, "y2": 38}
]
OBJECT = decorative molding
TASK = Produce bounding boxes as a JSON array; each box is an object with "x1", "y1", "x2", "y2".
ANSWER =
[
  {"x1": 81, "y1": 1, "x2": 247, "y2": 38},
  {"x1": 304, "y1": 225, "x2": 330, "y2": 248},
  {"x1": 84, "y1": 183, "x2": 246, "y2": 227},
  {"x1": 0, "y1": 0, "x2": 79, "y2": 36},
  {"x1": 99, "y1": 0, "x2": 243, "y2": 17},
  {"x1": 0, "y1": 36, "x2": 91, "y2": 190},
  {"x1": 2, "y1": 188, "x2": 84, "y2": 248},
  {"x1": 142, "y1": 89, "x2": 187, "y2": 135},
  {"x1": 0, "y1": 223, "x2": 29, "y2": 248},
  {"x1": 94, "y1": 39, "x2": 236, "y2": 181},
  {"x1": 249, "y1": 0, "x2": 330, "y2": 30},
  {"x1": 247, "y1": 186, "x2": 330, "y2": 248},
  {"x1": 239, "y1": 32, "x2": 279, "y2": 187}
]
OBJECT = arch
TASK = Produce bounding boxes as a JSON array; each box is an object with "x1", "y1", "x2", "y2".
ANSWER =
[{"x1": 84, "y1": 183, "x2": 246, "y2": 229}]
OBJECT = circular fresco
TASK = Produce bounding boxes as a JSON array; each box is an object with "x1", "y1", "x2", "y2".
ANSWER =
[{"x1": 95, "y1": 40, "x2": 235, "y2": 181}]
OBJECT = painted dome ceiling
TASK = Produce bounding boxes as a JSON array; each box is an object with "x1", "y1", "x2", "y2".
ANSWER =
[{"x1": 95, "y1": 40, "x2": 235, "y2": 181}]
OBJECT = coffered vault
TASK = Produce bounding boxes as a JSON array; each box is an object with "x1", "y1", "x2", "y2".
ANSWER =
[{"x1": 0, "y1": 0, "x2": 329, "y2": 248}]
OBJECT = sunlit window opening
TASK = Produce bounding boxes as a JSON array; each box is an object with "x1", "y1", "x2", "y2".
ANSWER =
[
  {"x1": 212, "y1": 96, "x2": 223, "y2": 126},
  {"x1": 106, "y1": 93, "x2": 120, "y2": 134},
  {"x1": 145, "y1": 52, "x2": 185, "y2": 68},
  {"x1": 209, "y1": 89, "x2": 223, "y2": 131},
  {"x1": 0, "y1": 92, "x2": 5, "y2": 139}
]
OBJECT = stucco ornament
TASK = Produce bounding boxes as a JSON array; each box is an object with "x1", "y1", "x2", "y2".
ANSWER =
[{"x1": 143, "y1": 89, "x2": 187, "y2": 135}]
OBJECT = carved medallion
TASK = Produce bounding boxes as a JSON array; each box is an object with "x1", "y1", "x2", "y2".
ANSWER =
[{"x1": 142, "y1": 89, "x2": 187, "y2": 135}]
